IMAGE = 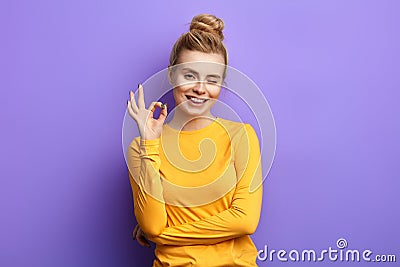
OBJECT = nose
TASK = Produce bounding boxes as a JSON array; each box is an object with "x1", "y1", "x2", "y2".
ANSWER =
[{"x1": 192, "y1": 81, "x2": 206, "y2": 95}]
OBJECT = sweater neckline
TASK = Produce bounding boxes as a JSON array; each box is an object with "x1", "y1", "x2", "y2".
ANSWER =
[{"x1": 165, "y1": 117, "x2": 220, "y2": 135}]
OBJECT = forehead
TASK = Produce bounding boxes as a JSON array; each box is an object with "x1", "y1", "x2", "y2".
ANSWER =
[
  {"x1": 178, "y1": 49, "x2": 225, "y2": 64},
  {"x1": 174, "y1": 50, "x2": 226, "y2": 75}
]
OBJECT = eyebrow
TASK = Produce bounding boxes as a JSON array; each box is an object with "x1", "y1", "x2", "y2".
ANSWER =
[{"x1": 181, "y1": 68, "x2": 221, "y2": 79}]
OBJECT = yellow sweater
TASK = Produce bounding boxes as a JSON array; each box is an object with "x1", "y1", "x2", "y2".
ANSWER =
[{"x1": 127, "y1": 117, "x2": 263, "y2": 267}]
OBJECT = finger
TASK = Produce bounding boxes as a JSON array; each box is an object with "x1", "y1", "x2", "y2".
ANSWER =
[
  {"x1": 148, "y1": 101, "x2": 162, "y2": 113},
  {"x1": 137, "y1": 235, "x2": 151, "y2": 247},
  {"x1": 137, "y1": 84, "x2": 145, "y2": 109},
  {"x1": 137, "y1": 235, "x2": 150, "y2": 247},
  {"x1": 129, "y1": 91, "x2": 138, "y2": 112},
  {"x1": 132, "y1": 224, "x2": 139, "y2": 239},
  {"x1": 127, "y1": 101, "x2": 138, "y2": 120}
]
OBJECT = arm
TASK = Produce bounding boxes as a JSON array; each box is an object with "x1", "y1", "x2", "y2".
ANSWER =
[
  {"x1": 148, "y1": 124, "x2": 263, "y2": 246},
  {"x1": 127, "y1": 137, "x2": 167, "y2": 237}
]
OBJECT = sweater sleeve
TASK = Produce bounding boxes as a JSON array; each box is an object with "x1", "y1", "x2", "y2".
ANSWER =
[
  {"x1": 148, "y1": 124, "x2": 263, "y2": 246},
  {"x1": 127, "y1": 137, "x2": 167, "y2": 237}
]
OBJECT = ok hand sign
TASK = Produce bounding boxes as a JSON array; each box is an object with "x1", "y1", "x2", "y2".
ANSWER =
[{"x1": 127, "y1": 84, "x2": 167, "y2": 140}]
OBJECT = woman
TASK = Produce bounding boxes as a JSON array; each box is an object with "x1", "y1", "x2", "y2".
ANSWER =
[{"x1": 126, "y1": 14, "x2": 263, "y2": 267}]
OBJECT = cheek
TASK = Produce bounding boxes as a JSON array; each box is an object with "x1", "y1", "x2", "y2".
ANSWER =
[
  {"x1": 174, "y1": 84, "x2": 192, "y2": 94},
  {"x1": 174, "y1": 75, "x2": 192, "y2": 88},
  {"x1": 173, "y1": 87, "x2": 187, "y2": 102},
  {"x1": 173, "y1": 89, "x2": 181, "y2": 100},
  {"x1": 209, "y1": 86, "x2": 222, "y2": 98}
]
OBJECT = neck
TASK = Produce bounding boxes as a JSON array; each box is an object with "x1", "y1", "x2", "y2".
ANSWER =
[{"x1": 168, "y1": 110, "x2": 217, "y2": 131}]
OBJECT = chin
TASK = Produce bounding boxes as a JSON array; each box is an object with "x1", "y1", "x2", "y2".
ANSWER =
[
  {"x1": 174, "y1": 101, "x2": 205, "y2": 115},
  {"x1": 180, "y1": 107, "x2": 208, "y2": 117}
]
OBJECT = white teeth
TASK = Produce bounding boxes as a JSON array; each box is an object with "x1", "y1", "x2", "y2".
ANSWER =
[
  {"x1": 191, "y1": 98, "x2": 206, "y2": 103},
  {"x1": 187, "y1": 96, "x2": 207, "y2": 103}
]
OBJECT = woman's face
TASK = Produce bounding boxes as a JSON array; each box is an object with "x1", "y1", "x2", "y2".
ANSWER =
[{"x1": 169, "y1": 49, "x2": 226, "y2": 118}]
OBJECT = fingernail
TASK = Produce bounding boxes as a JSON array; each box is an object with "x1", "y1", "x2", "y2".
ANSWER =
[{"x1": 138, "y1": 83, "x2": 141, "y2": 88}]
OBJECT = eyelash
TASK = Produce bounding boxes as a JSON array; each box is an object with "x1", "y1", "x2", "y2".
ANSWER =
[
  {"x1": 184, "y1": 73, "x2": 219, "y2": 84},
  {"x1": 184, "y1": 74, "x2": 196, "y2": 80}
]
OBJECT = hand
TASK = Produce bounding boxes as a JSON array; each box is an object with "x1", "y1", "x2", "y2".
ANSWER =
[
  {"x1": 133, "y1": 223, "x2": 151, "y2": 248},
  {"x1": 127, "y1": 84, "x2": 168, "y2": 140}
]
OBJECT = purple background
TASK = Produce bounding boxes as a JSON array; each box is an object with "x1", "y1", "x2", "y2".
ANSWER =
[{"x1": 1, "y1": 0, "x2": 399, "y2": 266}]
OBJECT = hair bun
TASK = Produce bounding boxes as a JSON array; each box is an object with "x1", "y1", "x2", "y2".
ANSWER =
[{"x1": 189, "y1": 14, "x2": 225, "y2": 41}]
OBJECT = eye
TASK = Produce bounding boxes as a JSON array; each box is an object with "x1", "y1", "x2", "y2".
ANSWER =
[
  {"x1": 184, "y1": 73, "x2": 196, "y2": 80},
  {"x1": 207, "y1": 79, "x2": 218, "y2": 84}
]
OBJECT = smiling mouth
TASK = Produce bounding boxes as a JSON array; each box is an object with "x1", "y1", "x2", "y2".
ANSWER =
[{"x1": 185, "y1": 95, "x2": 209, "y2": 104}]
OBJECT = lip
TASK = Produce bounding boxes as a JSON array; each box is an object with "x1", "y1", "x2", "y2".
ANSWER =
[
  {"x1": 185, "y1": 95, "x2": 209, "y2": 105},
  {"x1": 185, "y1": 95, "x2": 209, "y2": 100}
]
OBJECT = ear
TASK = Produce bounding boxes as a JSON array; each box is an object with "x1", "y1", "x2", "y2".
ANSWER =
[
  {"x1": 167, "y1": 64, "x2": 174, "y2": 86},
  {"x1": 168, "y1": 65, "x2": 176, "y2": 87}
]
